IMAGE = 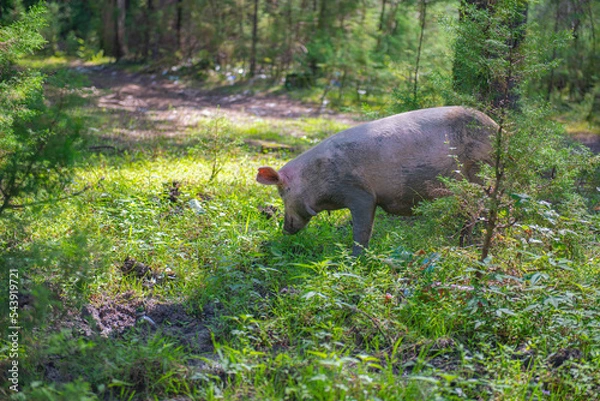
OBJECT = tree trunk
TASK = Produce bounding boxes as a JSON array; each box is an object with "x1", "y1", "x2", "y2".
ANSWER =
[
  {"x1": 176, "y1": 0, "x2": 183, "y2": 52},
  {"x1": 308, "y1": 0, "x2": 328, "y2": 76},
  {"x1": 249, "y1": 0, "x2": 259, "y2": 77},
  {"x1": 282, "y1": 0, "x2": 294, "y2": 76},
  {"x1": 391, "y1": 2, "x2": 401, "y2": 35},
  {"x1": 115, "y1": 0, "x2": 128, "y2": 60},
  {"x1": 413, "y1": 0, "x2": 427, "y2": 107},
  {"x1": 496, "y1": 1, "x2": 528, "y2": 109},
  {"x1": 587, "y1": 85, "x2": 600, "y2": 123},
  {"x1": 239, "y1": 0, "x2": 245, "y2": 42},
  {"x1": 143, "y1": 0, "x2": 154, "y2": 60},
  {"x1": 546, "y1": 0, "x2": 561, "y2": 101},
  {"x1": 338, "y1": 68, "x2": 347, "y2": 100},
  {"x1": 317, "y1": 0, "x2": 327, "y2": 31},
  {"x1": 453, "y1": 0, "x2": 528, "y2": 110},
  {"x1": 378, "y1": 0, "x2": 387, "y2": 31},
  {"x1": 101, "y1": 0, "x2": 116, "y2": 58},
  {"x1": 375, "y1": 0, "x2": 388, "y2": 50}
]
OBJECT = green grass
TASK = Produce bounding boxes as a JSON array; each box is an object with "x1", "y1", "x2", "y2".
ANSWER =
[
  {"x1": 17, "y1": 54, "x2": 114, "y2": 71},
  {"x1": 0, "y1": 67, "x2": 599, "y2": 401}
]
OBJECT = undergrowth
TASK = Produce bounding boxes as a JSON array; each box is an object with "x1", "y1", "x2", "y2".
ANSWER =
[{"x1": 0, "y1": 66, "x2": 598, "y2": 401}]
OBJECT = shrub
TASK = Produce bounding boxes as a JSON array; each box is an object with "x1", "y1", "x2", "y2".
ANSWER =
[{"x1": 0, "y1": 4, "x2": 82, "y2": 216}]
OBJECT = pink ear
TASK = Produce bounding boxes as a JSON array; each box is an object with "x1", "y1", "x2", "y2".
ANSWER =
[{"x1": 257, "y1": 167, "x2": 281, "y2": 185}]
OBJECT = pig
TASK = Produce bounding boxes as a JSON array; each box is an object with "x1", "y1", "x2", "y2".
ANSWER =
[{"x1": 256, "y1": 106, "x2": 497, "y2": 255}]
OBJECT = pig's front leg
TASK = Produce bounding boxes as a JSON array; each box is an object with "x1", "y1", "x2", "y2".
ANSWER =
[{"x1": 349, "y1": 192, "x2": 377, "y2": 256}]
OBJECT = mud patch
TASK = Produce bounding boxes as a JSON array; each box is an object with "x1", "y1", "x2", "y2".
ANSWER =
[
  {"x1": 71, "y1": 291, "x2": 212, "y2": 354},
  {"x1": 121, "y1": 256, "x2": 152, "y2": 278},
  {"x1": 119, "y1": 256, "x2": 177, "y2": 287},
  {"x1": 548, "y1": 348, "x2": 583, "y2": 368},
  {"x1": 159, "y1": 180, "x2": 183, "y2": 204},
  {"x1": 80, "y1": 291, "x2": 141, "y2": 337},
  {"x1": 35, "y1": 292, "x2": 213, "y2": 387}
]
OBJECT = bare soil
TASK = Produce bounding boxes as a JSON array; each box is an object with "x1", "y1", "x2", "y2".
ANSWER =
[
  {"x1": 60, "y1": 290, "x2": 212, "y2": 354},
  {"x1": 80, "y1": 64, "x2": 356, "y2": 131},
  {"x1": 41, "y1": 296, "x2": 212, "y2": 389},
  {"x1": 41, "y1": 290, "x2": 213, "y2": 385}
]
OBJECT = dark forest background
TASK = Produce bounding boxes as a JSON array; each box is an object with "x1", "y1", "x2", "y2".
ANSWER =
[{"x1": 1, "y1": 0, "x2": 598, "y2": 118}]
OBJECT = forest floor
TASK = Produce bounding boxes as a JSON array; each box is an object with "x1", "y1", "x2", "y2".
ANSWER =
[
  {"x1": 60, "y1": 64, "x2": 600, "y2": 358},
  {"x1": 54, "y1": 65, "x2": 361, "y2": 365}
]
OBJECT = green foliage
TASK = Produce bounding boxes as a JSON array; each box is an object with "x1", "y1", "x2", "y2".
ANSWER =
[
  {"x1": 0, "y1": 4, "x2": 82, "y2": 215},
  {"x1": 13, "y1": 330, "x2": 192, "y2": 400},
  {"x1": 531, "y1": 0, "x2": 600, "y2": 103},
  {"x1": 13, "y1": 0, "x2": 595, "y2": 118},
  {"x1": 189, "y1": 113, "x2": 238, "y2": 183},
  {"x1": 412, "y1": 0, "x2": 593, "y2": 261},
  {"x1": 0, "y1": 5, "x2": 46, "y2": 66},
  {"x1": 388, "y1": 1, "x2": 460, "y2": 113},
  {"x1": 13, "y1": 380, "x2": 98, "y2": 401}
]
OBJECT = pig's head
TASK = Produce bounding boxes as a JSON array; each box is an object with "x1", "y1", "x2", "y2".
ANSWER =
[{"x1": 256, "y1": 166, "x2": 317, "y2": 234}]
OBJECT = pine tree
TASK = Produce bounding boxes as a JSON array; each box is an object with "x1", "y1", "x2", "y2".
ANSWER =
[
  {"x1": 0, "y1": 4, "x2": 81, "y2": 215},
  {"x1": 450, "y1": 0, "x2": 578, "y2": 261}
]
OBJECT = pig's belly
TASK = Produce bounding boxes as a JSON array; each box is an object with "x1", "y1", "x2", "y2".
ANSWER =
[
  {"x1": 378, "y1": 203, "x2": 415, "y2": 216},
  {"x1": 374, "y1": 176, "x2": 449, "y2": 216}
]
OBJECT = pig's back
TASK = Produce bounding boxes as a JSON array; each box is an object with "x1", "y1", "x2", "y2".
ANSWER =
[
  {"x1": 286, "y1": 106, "x2": 495, "y2": 215},
  {"x1": 324, "y1": 106, "x2": 493, "y2": 151}
]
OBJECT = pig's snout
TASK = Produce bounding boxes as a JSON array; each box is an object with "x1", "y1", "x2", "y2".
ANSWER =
[
  {"x1": 283, "y1": 214, "x2": 309, "y2": 235},
  {"x1": 283, "y1": 225, "x2": 300, "y2": 235}
]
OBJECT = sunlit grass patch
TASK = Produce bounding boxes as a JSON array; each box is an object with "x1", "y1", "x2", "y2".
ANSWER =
[
  {"x1": 18, "y1": 55, "x2": 115, "y2": 71},
  {"x1": 17, "y1": 55, "x2": 72, "y2": 70}
]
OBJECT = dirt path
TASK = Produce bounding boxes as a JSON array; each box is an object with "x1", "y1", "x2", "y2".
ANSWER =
[{"x1": 80, "y1": 64, "x2": 357, "y2": 133}]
